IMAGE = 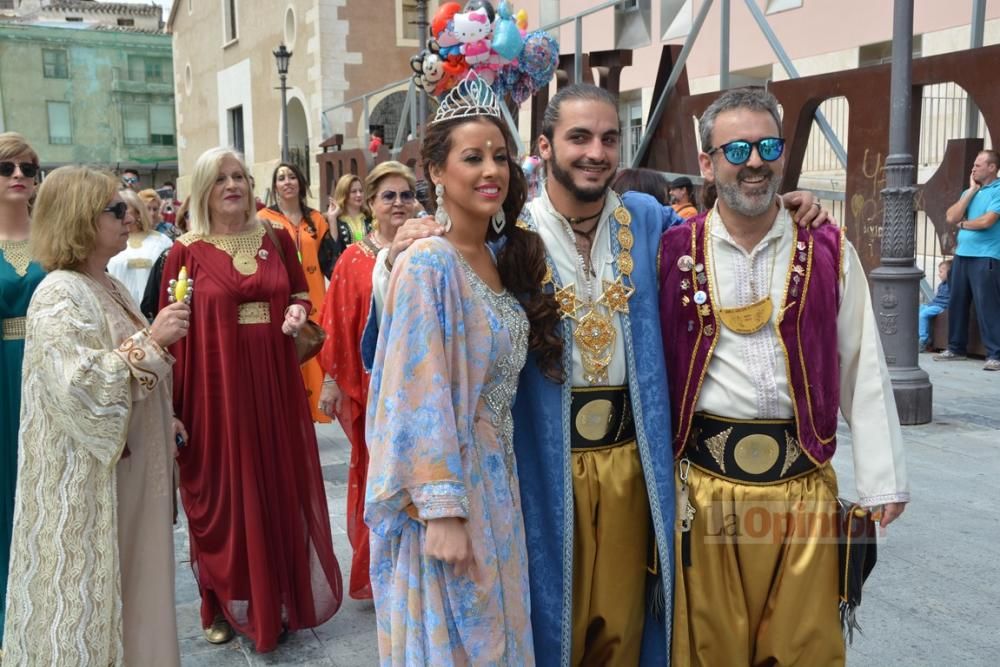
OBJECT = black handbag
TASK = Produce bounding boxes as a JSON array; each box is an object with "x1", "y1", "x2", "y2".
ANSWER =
[{"x1": 837, "y1": 497, "x2": 878, "y2": 644}]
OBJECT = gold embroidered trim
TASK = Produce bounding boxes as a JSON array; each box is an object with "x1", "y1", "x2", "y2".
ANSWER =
[
  {"x1": 2, "y1": 316, "x2": 26, "y2": 340},
  {"x1": 357, "y1": 234, "x2": 382, "y2": 258},
  {"x1": 677, "y1": 213, "x2": 722, "y2": 457},
  {"x1": 126, "y1": 258, "x2": 153, "y2": 269},
  {"x1": 117, "y1": 335, "x2": 157, "y2": 391},
  {"x1": 127, "y1": 232, "x2": 148, "y2": 249},
  {"x1": 781, "y1": 430, "x2": 802, "y2": 476},
  {"x1": 238, "y1": 301, "x2": 270, "y2": 324},
  {"x1": 181, "y1": 226, "x2": 265, "y2": 275},
  {"x1": 0, "y1": 239, "x2": 31, "y2": 277},
  {"x1": 704, "y1": 427, "x2": 732, "y2": 473}
]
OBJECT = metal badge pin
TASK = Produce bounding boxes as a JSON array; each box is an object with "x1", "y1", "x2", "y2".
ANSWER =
[
  {"x1": 678, "y1": 255, "x2": 695, "y2": 272},
  {"x1": 693, "y1": 290, "x2": 707, "y2": 305}
]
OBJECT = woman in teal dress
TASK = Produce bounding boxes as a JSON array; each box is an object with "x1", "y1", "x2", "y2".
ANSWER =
[{"x1": 0, "y1": 132, "x2": 43, "y2": 640}]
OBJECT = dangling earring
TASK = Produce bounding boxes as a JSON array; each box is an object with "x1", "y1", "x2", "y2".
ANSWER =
[
  {"x1": 491, "y1": 208, "x2": 506, "y2": 235},
  {"x1": 435, "y1": 183, "x2": 451, "y2": 232}
]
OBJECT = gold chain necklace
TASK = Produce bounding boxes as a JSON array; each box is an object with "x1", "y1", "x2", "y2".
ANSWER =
[
  {"x1": 547, "y1": 205, "x2": 636, "y2": 384},
  {"x1": 707, "y1": 209, "x2": 778, "y2": 335}
]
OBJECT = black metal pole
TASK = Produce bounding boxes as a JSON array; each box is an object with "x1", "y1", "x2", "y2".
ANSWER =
[
  {"x1": 280, "y1": 73, "x2": 289, "y2": 162},
  {"x1": 869, "y1": 0, "x2": 932, "y2": 424}
]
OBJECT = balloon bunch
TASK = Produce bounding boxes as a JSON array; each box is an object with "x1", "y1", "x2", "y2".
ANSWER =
[
  {"x1": 521, "y1": 155, "x2": 543, "y2": 200},
  {"x1": 409, "y1": 0, "x2": 559, "y2": 106}
]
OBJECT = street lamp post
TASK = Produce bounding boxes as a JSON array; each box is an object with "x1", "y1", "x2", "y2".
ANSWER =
[
  {"x1": 273, "y1": 43, "x2": 293, "y2": 163},
  {"x1": 869, "y1": 0, "x2": 932, "y2": 424},
  {"x1": 415, "y1": 0, "x2": 429, "y2": 136}
]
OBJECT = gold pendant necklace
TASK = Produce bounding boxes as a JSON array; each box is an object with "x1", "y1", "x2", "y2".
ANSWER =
[
  {"x1": 708, "y1": 209, "x2": 777, "y2": 335},
  {"x1": 547, "y1": 205, "x2": 635, "y2": 384},
  {"x1": 716, "y1": 296, "x2": 774, "y2": 334}
]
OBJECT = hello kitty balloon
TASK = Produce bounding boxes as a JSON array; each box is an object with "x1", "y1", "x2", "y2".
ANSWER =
[{"x1": 453, "y1": 8, "x2": 493, "y2": 66}]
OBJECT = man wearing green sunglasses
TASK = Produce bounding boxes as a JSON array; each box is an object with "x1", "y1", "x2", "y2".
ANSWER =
[{"x1": 660, "y1": 87, "x2": 909, "y2": 666}]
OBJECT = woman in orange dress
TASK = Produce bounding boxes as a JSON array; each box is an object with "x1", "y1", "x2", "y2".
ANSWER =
[
  {"x1": 318, "y1": 161, "x2": 416, "y2": 600},
  {"x1": 258, "y1": 162, "x2": 335, "y2": 423}
]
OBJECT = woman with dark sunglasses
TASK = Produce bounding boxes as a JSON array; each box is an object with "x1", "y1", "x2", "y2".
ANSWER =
[
  {"x1": 316, "y1": 160, "x2": 416, "y2": 602},
  {"x1": 107, "y1": 189, "x2": 174, "y2": 309},
  {"x1": 3, "y1": 165, "x2": 191, "y2": 665},
  {"x1": 0, "y1": 133, "x2": 44, "y2": 650}
]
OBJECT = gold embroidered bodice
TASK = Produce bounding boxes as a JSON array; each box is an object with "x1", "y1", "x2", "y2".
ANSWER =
[
  {"x1": 0, "y1": 238, "x2": 31, "y2": 277},
  {"x1": 179, "y1": 224, "x2": 267, "y2": 276}
]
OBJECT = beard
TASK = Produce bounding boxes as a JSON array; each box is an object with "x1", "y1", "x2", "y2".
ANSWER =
[
  {"x1": 547, "y1": 143, "x2": 616, "y2": 204},
  {"x1": 716, "y1": 165, "x2": 781, "y2": 217}
]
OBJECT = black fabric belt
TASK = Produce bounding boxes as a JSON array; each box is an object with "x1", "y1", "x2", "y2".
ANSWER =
[
  {"x1": 570, "y1": 386, "x2": 636, "y2": 450},
  {"x1": 683, "y1": 413, "x2": 817, "y2": 484}
]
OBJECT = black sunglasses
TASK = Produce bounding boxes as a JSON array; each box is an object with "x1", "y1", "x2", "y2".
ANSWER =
[
  {"x1": 0, "y1": 161, "x2": 39, "y2": 178},
  {"x1": 378, "y1": 190, "x2": 416, "y2": 205},
  {"x1": 103, "y1": 202, "x2": 129, "y2": 221},
  {"x1": 707, "y1": 137, "x2": 785, "y2": 165}
]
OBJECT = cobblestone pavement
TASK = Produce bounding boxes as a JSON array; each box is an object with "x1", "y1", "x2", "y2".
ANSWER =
[
  {"x1": 175, "y1": 421, "x2": 379, "y2": 666},
  {"x1": 178, "y1": 357, "x2": 999, "y2": 665}
]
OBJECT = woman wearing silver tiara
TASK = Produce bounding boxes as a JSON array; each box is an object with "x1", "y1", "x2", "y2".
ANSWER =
[{"x1": 365, "y1": 75, "x2": 562, "y2": 665}]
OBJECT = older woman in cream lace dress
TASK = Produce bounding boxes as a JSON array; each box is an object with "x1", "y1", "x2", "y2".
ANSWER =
[{"x1": 2, "y1": 166, "x2": 190, "y2": 665}]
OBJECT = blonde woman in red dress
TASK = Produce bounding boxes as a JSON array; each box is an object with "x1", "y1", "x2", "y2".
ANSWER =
[{"x1": 162, "y1": 147, "x2": 342, "y2": 652}]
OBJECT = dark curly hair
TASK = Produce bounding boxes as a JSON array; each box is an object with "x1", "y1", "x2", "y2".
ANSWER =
[
  {"x1": 270, "y1": 161, "x2": 318, "y2": 236},
  {"x1": 422, "y1": 115, "x2": 564, "y2": 382}
]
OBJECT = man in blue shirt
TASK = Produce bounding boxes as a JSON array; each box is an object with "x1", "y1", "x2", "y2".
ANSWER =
[{"x1": 936, "y1": 149, "x2": 1000, "y2": 370}]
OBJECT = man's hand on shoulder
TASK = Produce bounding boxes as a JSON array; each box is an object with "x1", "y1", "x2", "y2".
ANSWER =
[
  {"x1": 782, "y1": 191, "x2": 836, "y2": 229},
  {"x1": 387, "y1": 217, "x2": 446, "y2": 266}
]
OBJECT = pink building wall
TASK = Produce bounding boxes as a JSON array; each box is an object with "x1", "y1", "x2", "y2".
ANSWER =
[{"x1": 553, "y1": 0, "x2": 1000, "y2": 92}]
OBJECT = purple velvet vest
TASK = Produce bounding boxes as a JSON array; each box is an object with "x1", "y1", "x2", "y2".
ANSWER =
[{"x1": 659, "y1": 215, "x2": 844, "y2": 464}]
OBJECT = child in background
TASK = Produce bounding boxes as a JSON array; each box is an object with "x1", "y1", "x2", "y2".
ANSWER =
[{"x1": 920, "y1": 259, "x2": 952, "y2": 351}]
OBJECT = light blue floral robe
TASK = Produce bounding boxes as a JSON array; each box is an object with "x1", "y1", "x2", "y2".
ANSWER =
[{"x1": 365, "y1": 237, "x2": 534, "y2": 666}]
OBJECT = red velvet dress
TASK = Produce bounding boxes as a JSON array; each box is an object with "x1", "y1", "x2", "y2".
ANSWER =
[
  {"x1": 318, "y1": 239, "x2": 377, "y2": 600},
  {"x1": 162, "y1": 224, "x2": 342, "y2": 652}
]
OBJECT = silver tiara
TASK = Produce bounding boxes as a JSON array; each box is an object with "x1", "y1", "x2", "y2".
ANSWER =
[{"x1": 432, "y1": 72, "x2": 502, "y2": 125}]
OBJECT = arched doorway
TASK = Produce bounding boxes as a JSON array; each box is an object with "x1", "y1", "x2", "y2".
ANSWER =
[
  {"x1": 287, "y1": 96, "x2": 310, "y2": 174},
  {"x1": 369, "y1": 91, "x2": 408, "y2": 149}
]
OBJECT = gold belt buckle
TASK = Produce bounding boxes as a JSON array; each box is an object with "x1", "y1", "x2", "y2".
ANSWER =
[
  {"x1": 237, "y1": 302, "x2": 270, "y2": 325},
  {"x1": 575, "y1": 398, "x2": 615, "y2": 442},
  {"x1": 733, "y1": 434, "x2": 781, "y2": 474}
]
